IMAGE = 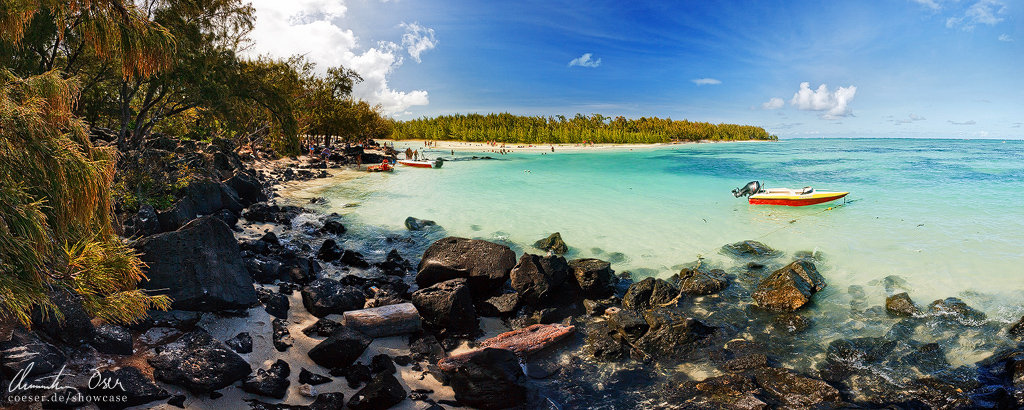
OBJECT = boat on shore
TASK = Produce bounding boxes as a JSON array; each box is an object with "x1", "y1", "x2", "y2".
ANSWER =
[
  {"x1": 366, "y1": 160, "x2": 394, "y2": 172},
  {"x1": 398, "y1": 158, "x2": 444, "y2": 168},
  {"x1": 732, "y1": 180, "x2": 848, "y2": 206}
]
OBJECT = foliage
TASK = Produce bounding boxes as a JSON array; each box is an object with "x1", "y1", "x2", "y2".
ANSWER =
[
  {"x1": 0, "y1": 0, "x2": 172, "y2": 326},
  {"x1": 0, "y1": 69, "x2": 169, "y2": 326},
  {"x1": 392, "y1": 113, "x2": 777, "y2": 144}
]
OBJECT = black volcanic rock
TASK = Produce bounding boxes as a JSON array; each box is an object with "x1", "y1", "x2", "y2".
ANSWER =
[{"x1": 148, "y1": 329, "x2": 251, "y2": 393}]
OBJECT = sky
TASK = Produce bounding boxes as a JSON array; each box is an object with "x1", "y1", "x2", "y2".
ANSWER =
[{"x1": 242, "y1": 0, "x2": 1023, "y2": 139}]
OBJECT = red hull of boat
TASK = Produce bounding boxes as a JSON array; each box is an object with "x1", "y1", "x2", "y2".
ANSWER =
[{"x1": 748, "y1": 193, "x2": 848, "y2": 206}]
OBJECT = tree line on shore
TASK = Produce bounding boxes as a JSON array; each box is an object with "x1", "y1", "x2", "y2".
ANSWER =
[{"x1": 391, "y1": 113, "x2": 778, "y2": 144}]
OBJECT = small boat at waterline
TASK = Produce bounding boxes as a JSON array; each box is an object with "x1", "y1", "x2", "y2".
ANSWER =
[
  {"x1": 398, "y1": 158, "x2": 444, "y2": 168},
  {"x1": 732, "y1": 181, "x2": 848, "y2": 206}
]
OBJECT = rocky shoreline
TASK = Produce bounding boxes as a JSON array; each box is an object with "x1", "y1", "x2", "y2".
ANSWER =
[{"x1": 2, "y1": 138, "x2": 1023, "y2": 410}]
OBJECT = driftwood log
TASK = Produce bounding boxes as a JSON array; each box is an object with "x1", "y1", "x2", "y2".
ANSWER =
[{"x1": 341, "y1": 303, "x2": 422, "y2": 337}]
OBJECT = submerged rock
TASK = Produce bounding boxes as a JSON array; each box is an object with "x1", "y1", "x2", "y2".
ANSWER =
[
  {"x1": 317, "y1": 239, "x2": 343, "y2": 262},
  {"x1": 749, "y1": 367, "x2": 841, "y2": 407},
  {"x1": 148, "y1": 329, "x2": 252, "y2": 392},
  {"x1": 722, "y1": 240, "x2": 779, "y2": 258},
  {"x1": 135, "y1": 216, "x2": 257, "y2": 311},
  {"x1": 751, "y1": 260, "x2": 826, "y2": 312},
  {"x1": 1009, "y1": 316, "x2": 1024, "y2": 340},
  {"x1": 677, "y1": 266, "x2": 730, "y2": 295},
  {"x1": 416, "y1": 237, "x2": 517, "y2": 294},
  {"x1": 405, "y1": 216, "x2": 437, "y2": 231},
  {"x1": 534, "y1": 232, "x2": 569, "y2": 254},
  {"x1": 885, "y1": 292, "x2": 920, "y2": 317},
  {"x1": 569, "y1": 258, "x2": 617, "y2": 298},
  {"x1": 636, "y1": 308, "x2": 715, "y2": 358},
  {"x1": 510, "y1": 253, "x2": 572, "y2": 305},
  {"x1": 622, "y1": 277, "x2": 679, "y2": 311},
  {"x1": 928, "y1": 297, "x2": 987, "y2": 326},
  {"x1": 412, "y1": 278, "x2": 478, "y2": 334}
]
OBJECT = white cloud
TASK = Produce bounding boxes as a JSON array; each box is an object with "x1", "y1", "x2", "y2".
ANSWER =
[
  {"x1": 243, "y1": 0, "x2": 431, "y2": 114},
  {"x1": 946, "y1": 0, "x2": 1006, "y2": 30},
  {"x1": 400, "y1": 22, "x2": 437, "y2": 63},
  {"x1": 568, "y1": 53, "x2": 601, "y2": 68},
  {"x1": 910, "y1": 0, "x2": 941, "y2": 10},
  {"x1": 998, "y1": 34, "x2": 1013, "y2": 42},
  {"x1": 948, "y1": 120, "x2": 977, "y2": 125},
  {"x1": 692, "y1": 78, "x2": 721, "y2": 86},
  {"x1": 761, "y1": 97, "x2": 784, "y2": 110},
  {"x1": 892, "y1": 114, "x2": 926, "y2": 125},
  {"x1": 789, "y1": 82, "x2": 857, "y2": 119}
]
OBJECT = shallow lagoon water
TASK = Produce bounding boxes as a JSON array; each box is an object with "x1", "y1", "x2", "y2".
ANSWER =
[{"x1": 296, "y1": 138, "x2": 1024, "y2": 370}]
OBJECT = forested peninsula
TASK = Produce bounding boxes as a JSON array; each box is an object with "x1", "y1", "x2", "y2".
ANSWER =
[{"x1": 391, "y1": 113, "x2": 777, "y2": 144}]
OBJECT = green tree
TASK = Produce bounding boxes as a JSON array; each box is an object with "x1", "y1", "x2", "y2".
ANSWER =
[{"x1": 0, "y1": 0, "x2": 171, "y2": 325}]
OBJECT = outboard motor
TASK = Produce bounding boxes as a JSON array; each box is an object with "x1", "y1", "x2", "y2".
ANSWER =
[{"x1": 732, "y1": 181, "x2": 761, "y2": 197}]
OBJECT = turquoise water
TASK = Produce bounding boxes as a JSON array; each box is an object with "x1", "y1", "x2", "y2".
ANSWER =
[{"x1": 301, "y1": 139, "x2": 1024, "y2": 339}]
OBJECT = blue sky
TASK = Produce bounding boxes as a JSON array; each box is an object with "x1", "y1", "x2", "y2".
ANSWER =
[{"x1": 246, "y1": 0, "x2": 1022, "y2": 138}]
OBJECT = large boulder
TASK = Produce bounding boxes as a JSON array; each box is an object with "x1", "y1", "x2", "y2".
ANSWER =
[
  {"x1": 534, "y1": 232, "x2": 569, "y2": 254},
  {"x1": 569, "y1": 258, "x2": 616, "y2": 299},
  {"x1": 301, "y1": 279, "x2": 365, "y2": 317},
  {"x1": 0, "y1": 328, "x2": 66, "y2": 378},
  {"x1": 91, "y1": 324, "x2": 133, "y2": 355},
  {"x1": 148, "y1": 329, "x2": 252, "y2": 392},
  {"x1": 510, "y1": 254, "x2": 572, "y2": 305},
  {"x1": 308, "y1": 328, "x2": 372, "y2": 369},
  {"x1": 447, "y1": 348, "x2": 529, "y2": 409},
  {"x1": 135, "y1": 216, "x2": 256, "y2": 311},
  {"x1": 157, "y1": 180, "x2": 243, "y2": 232},
  {"x1": 677, "y1": 266, "x2": 730, "y2": 295},
  {"x1": 751, "y1": 260, "x2": 826, "y2": 312},
  {"x1": 622, "y1": 277, "x2": 679, "y2": 311},
  {"x1": 32, "y1": 287, "x2": 96, "y2": 346},
  {"x1": 416, "y1": 237, "x2": 517, "y2": 295},
  {"x1": 224, "y1": 172, "x2": 266, "y2": 207},
  {"x1": 412, "y1": 278, "x2": 478, "y2": 334}
]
